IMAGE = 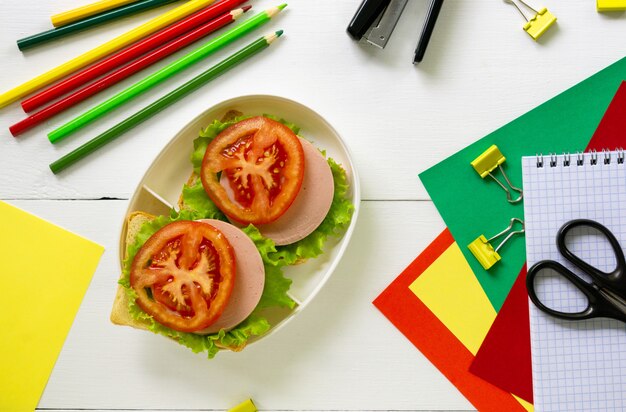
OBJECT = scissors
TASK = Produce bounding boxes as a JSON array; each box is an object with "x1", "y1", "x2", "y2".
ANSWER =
[{"x1": 526, "y1": 219, "x2": 626, "y2": 323}]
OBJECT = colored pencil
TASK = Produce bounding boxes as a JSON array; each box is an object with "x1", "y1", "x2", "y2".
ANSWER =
[
  {"x1": 50, "y1": 30, "x2": 283, "y2": 174},
  {"x1": 18, "y1": 0, "x2": 180, "y2": 51},
  {"x1": 52, "y1": 0, "x2": 142, "y2": 27},
  {"x1": 10, "y1": 8, "x2": 249, "y2": 137},
  {"x1": 48, "y1": 4, "x2": 286, "y2": 143},
  {"x1": 0, "y1": 0, "x2": 216, "y2": 109},
  {"x1": 21, "y1": 0, "x2": 248, "y2": 113}
]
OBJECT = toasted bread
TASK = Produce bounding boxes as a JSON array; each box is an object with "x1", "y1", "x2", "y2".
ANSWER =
[
  {"x1": 178, "y1": 172, "x2": 200, "y2": 211},
  {"x1": 110, "y1": 211, "x2": 154, "y2": 330}
]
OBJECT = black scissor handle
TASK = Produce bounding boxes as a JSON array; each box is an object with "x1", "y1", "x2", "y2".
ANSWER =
[
  {"x1": 557, "y1": 219, "x2": 626, "y2": 297},
  {"x1": 527, "y1": 260, "x2": 598, "y2": 321}
]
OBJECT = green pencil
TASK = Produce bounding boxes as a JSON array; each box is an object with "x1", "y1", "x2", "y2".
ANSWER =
[
  {"x1": 17, "y1": 0, "x2": 180, "y2": 51},
  {"x1": 49, "y1": 30, "x2": 283, "y2": 174},
  {"x1": 48, "y1": 4, "x2": 286, "y2": 144}
]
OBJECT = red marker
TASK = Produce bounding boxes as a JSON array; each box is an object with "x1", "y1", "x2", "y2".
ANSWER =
[
  {"x1": 20, "y1": 0, "x2": 248, "y2": 113},
  {"x1": 11, "y1": 7, "x2": 249, "y2": 137}
]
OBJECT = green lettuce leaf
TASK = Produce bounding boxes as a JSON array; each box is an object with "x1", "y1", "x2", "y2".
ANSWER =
[
  {"x1": 241, "y1": 225, "x2": 295, "y2": 310},
  {"x1": 180, "y1": 180, "x2": 226, "y2": 221}
]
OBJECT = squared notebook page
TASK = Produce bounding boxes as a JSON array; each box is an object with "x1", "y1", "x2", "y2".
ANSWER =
[{"x1": 522, "y1": 152, "x2": 626, "y2": 411}]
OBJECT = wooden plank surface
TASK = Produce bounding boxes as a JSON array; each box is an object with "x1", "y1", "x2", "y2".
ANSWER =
[
  {"x1": 2, "y1": 1, "x2": 625, "y2": 201},
  {"x1": 1, "y1": 0, "x2": 625, "y2": 410}
]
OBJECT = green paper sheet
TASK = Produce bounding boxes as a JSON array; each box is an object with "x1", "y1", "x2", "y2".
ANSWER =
[{"x1": 419, "y1": 56, "x2": 626, "y2": 311}]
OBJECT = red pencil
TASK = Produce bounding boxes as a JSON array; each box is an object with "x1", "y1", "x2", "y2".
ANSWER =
[
  {"x1": 20, "y1": 0, "x2": 248, "y2": 113},
  {"x1": 10, "y1": 7, "x2": 249, "y2": 137}
]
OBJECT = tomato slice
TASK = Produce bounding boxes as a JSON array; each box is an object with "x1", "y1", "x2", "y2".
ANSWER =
[
  {"x1": 200, "y1": 116, "x2": 305, "y2": 225},
  {"x1": 129, "y1": 221, "x2": 236, "y2": 333}
]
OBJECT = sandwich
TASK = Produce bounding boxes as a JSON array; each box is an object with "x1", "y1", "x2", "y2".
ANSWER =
[{"x1": 111, "y1": 110, "x2": 354, "y2": 358}]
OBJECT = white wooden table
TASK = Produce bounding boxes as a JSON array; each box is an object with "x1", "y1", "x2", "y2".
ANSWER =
[{"x1": 1, "y1": 0, "x2": 625, "y2": 410}]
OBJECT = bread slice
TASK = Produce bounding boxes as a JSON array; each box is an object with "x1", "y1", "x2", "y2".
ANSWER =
[
  {"x1": 110, "y1": 211, "x2": 246, "y2": 352},
  {"x1": 110, "y1": 211, "x2": 154, "y2": 330},
  {"x1": 178, "y1": 172, "x2": 201, "y2": 211}
]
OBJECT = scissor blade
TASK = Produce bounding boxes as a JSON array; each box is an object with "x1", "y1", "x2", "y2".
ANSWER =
[{"x1": 599, "y1": 288, "x2": 626, "y2": 317}]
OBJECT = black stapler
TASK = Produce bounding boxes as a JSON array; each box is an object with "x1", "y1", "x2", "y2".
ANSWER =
[
  {"x1": 347, "y1": 0, "x2": 444, "y2": 63},
  {"x1": 347, "y1": 0, "x2": 408, "y2": 49}
]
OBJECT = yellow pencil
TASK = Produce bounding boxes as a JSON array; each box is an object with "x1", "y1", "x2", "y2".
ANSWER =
[
  {"x1": 0, "y1": 0, "x2": 213, "y2": 109},
  {"x1": 51, "y1": 0, "x2": 141, "y2": 27}
]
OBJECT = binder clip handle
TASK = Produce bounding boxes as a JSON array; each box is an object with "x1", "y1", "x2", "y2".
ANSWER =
[
  {"x1": 490, "y1": 218, "x2": 525, "y2": 253},
  {"x1": 492, "y1": 164, "x2": 524, "y2": 203},
  {"x1": 504, "y1": 0, "x2": 538, "y2": 21}
]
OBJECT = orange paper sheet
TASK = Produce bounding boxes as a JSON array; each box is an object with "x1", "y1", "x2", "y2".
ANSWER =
[{"x1": 0, "y1": 201, "x2": 104, "y2": 411}]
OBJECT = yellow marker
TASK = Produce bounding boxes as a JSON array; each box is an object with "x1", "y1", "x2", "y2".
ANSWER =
[
  {"x1": 0, "y1": 0, "x2": 214, "y2": 109},
  {"x1": 597, "y1": 0, "x2": 626, "y2": 11},
  {"x1": 51, "y1": 0, "x2": 140, "y2": 27},
  {"x1": 504, "y1": 0, "x2": 556, "y2": 41},
  {"x1": 471, "y1": 144, "x2": 523, "y2": 203},
  {"x1": 468, "y1": 218, "x2": 524, "y2": 270},
  {"x1": 228, "y1": 399, "x2": 257, "y2": 412}
]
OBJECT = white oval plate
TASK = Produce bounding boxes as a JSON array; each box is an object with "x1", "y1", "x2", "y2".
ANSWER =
[{"x1": 120, "y1": 95, "x2": 360, "y2": 346}]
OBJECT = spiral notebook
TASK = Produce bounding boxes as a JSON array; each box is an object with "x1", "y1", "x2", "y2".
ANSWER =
[{"x1": 522, "y1": 150, "x2": 626, "y2": 411}]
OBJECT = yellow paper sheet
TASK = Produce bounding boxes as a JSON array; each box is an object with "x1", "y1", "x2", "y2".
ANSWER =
[
  {"x1": 409, "y1": 242, "x2": 497, "y2": 355},
  {"x1": 409, "y1": 242, "x2": 533, "y2": 412},
  {"x1": 0, "y1": 201, "x2": 104, "y2": 412}
]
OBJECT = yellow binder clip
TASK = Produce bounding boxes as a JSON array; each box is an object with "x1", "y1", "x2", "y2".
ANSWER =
[
  {"x1": 504, "y1": 0, "x2": 557, "y2": 40},
  {"x1": 597, "y1": 0, "x2": 626, "y2": 11},
  {"x1": 468, "y1": 218, "x2": 525, "y2": 270},
  {"x1": 471, "y1": 145, "x2": 523, "y2": 204}
]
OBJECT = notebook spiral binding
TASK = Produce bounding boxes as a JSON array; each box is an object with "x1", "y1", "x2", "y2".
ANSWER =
[{"x1": 536, "y1": 148, "x2": 626, "y2": 168}]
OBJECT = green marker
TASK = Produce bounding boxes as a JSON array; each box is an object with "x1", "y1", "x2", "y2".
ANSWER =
[
  {"x1": 48, "y1": 4, "x2": 286, "y2": 144},
  {"x1": 50, "y1": 30, "x2": 284, "y2": 174}
]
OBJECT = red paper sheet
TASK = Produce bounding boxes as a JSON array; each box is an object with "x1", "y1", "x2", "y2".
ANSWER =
[
  {"x1": 373, "y1": 229, "x2": 526, "y2": 412},
  {"x1": 591, "y1": 81, "x2": 626, "y2": 146},
  {"x1": 469, "y1": 268, "x2": 532, "y2": 403},
  {"x1": 468, "y1": 80, "x2": 626, "y2": 403}
]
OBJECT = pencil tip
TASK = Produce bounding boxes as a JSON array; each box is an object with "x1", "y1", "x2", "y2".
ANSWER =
[
  {"x1": 278, "y1": 3, "x2": 287, "y2": 10},
  {"x1": 276, "y1": 30, "x2": 284, "y2": 37},
  {"x1": 242, "y1": 5, "x2": 252, "y2": 12}
]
